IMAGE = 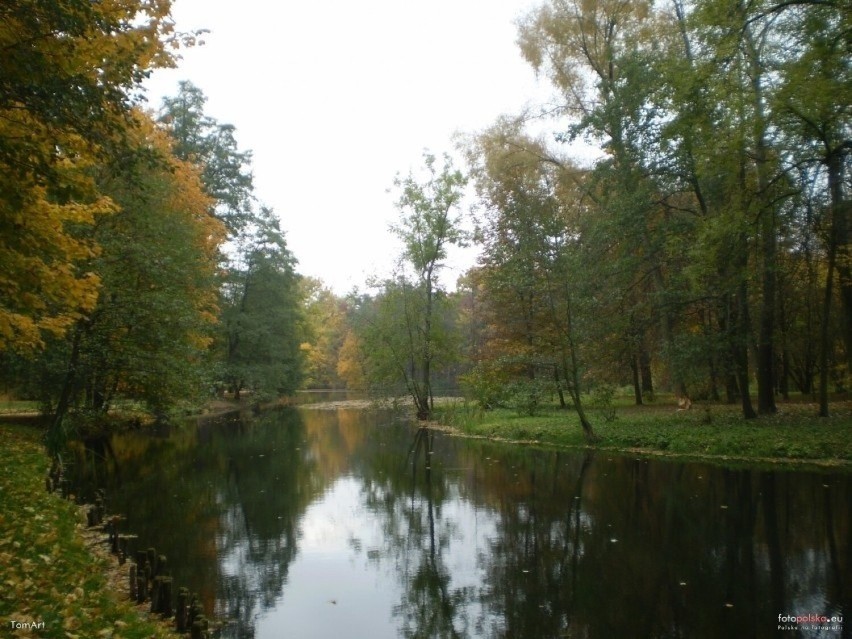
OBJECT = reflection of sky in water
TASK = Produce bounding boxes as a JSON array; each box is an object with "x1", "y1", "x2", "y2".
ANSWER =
[
  {"x1": 253, "y1": 475, "x2": 499, "y2": 639},
  {"x1": 66, "y1": 409, "x2": 852, "y2": 639}
]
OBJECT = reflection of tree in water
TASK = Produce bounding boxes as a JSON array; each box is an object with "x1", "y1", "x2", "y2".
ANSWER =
[
  {"x1": 70, "y1": 413, "x2": 852, "y2": 638},
  {"x1": 213, "y1": 410, "x2": 326, "y2": 639},
  {"x1": 361, "y1": 427, "x2": 473, "y2": 638},
  {"x1": 395, "y1": 428, "x2": 470, "y2": 638},
  {"x1": 474, "y1": 450, "x2": 593, "y2": 638}
]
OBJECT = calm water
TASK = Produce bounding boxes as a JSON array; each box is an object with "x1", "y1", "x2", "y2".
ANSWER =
[{"x1": 69, "y1": 407, "x2": 850, "y2": 638}]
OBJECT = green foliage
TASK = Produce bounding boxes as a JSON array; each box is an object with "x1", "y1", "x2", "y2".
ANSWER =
[
  {"x1": 159, "y1": 81, "x2": 255, "y2": 235},
  {"x1": 159, "y1": 84, "x2": 305, "y2": 404},
  {"x1": 358, "y1": 152, "x2": 467, "y2": 419},
  {"x1": 220, "y1": 209, "x2": 304, "y2": 399},
  {"x1": 455, "y1": 0, "x2": 852, "y2": 423},
  {"x1": 434, "y1": 400, "x2": 852, "y2": 465},
  {"x1": 589, "y1": 384, "x2": 618, "y2": 423},
  {"x1": 506, "y1": 378, "x2": 552, "y2": 417},
  {"x1": 459, "y1": 363, "x2": 510, "y2": 409},
  {"x1": 19, "y1": 117, "x2": 224, "y2": 429}
]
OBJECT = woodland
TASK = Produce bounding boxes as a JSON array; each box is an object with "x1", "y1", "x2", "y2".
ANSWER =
[{"x1": 1, "y1": 0, "x2": 849, "y2": 450}]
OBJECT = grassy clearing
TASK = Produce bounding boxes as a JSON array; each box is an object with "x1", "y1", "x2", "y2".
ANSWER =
[
  {"x1": 0, "y1": 399, "x2": 39, "y2": 414},
  {"x1": 0, "y1": 423, "x2": 179, "y2": 639},
  {"x1": 433, "y1": 396, "x2": 852, "y2": 468}
]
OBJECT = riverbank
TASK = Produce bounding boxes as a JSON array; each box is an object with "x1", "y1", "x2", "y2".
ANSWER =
[
  {"x1": 431, "y1": 399, "x2": 852, "y2": 469},
  {"x1": 0, "y1": 423, "x2": 180, "y2": 639}
]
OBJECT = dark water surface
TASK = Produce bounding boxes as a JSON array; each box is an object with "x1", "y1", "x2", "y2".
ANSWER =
[{"x1": 69, "y1": 407, "x2": 850, "y2": 638}]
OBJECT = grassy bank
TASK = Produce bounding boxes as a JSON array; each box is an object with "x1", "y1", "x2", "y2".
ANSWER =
[
  {"x1": 0, "y1": 423, "x2": 178, "y2": 639},
  {"x1": 433, "y1": 398, "x2": 852, "y2": 468}
]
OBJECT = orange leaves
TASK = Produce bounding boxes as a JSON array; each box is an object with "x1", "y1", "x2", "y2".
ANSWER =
[
  {"x1": 0, "y1": 165, "x2": 114, "y2": 351},
  {"x1": 0, "y1": 0, "x2": 185, "y2": 354}
]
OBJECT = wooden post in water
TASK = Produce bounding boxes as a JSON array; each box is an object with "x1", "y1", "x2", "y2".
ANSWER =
[
  {"x1": 129, "y1": 563, "x2": 137, "y2": 601},
  {"x1": 150, "y1": 576, "x2": 163, "y2": 613},
  {"x1": 191, "y1": 617, "x2": 208, "y2": 639},
  {"x1": 146, "y1": 548, "x2": 157, "y2": 577},
  {"x1": 119, "y1": 536, "x2": 130, "y2": 560},
  {"x1": 188, "y1": 594, "x2": 200, "y2": 620},
  {"x1": 137, "y1": 571, "x2": 147, "y2": 603},
  {"x1": 188, "y1": 592, "x2": 207, "y2": 639},
  {"x1": 94, "y1": 496, "x2": 104, "y2": 525},
  {"x1": 175, "y1": 588, "x2": 189, "y2": 632},
  {"x1": 159, "y1": 577, "x2": 173, "y2": 617},
  {"x1": 134, "y1": 550, "x2": 147, "y2": 603},
  {"x1": 109, "y1": 517, "x2": 120, "y2": 554}
]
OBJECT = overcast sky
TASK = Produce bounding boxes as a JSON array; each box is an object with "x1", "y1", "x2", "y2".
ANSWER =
[{"x1": 144, "y1": 0, "x2": 557, "y2": 293}]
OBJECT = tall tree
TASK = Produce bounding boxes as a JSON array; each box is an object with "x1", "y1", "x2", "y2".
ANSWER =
[
  {"x1": 0, "y1": 0, "x2": 181, "y2": 352},
  {"x1": 46, "y1": 114, "x2": 224, "y2": 423},
  {"x1": 158, "y1": 84, "x2": 305, "y2": 402},
  {"x1": 465, "y1": 122, "x2": 598, "y2": 440},
  {"x1": 159, "y1": 82, "x2": 255, "y2": 235},
  {"x1": 359, "y1": 152, "x2": 466, "y2": 419},
  {"x1": 518, "y1": 0, "x2": 697, "y2": 402},
  {"x1": 220, "y1": 208, "x2": 304, "y2": 400},
  {"x1": 771, "y1": 0, "x2": 852, "y2": 415}
]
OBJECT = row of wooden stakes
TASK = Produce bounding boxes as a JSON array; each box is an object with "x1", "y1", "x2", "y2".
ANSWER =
[
  {"x1": 46, "y1": 463, "x2": 216, "y2": 638},
  {"x1": 81, "y1": 488, "x2": 214, "y2": 638}
]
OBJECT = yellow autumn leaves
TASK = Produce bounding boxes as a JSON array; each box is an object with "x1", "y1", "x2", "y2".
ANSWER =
[
  {"x1": 0, "y1": 0, "x2": 185, "y2": 353},
  {"x1": 0, "y1": 424, "x2": 178, "y2": 638}
]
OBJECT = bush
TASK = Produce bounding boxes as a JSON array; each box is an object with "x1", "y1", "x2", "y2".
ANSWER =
[
  {"x1": 507, "y1": 379, "x2": 551, "y2": 417},
  {"x1": 589, "y1": 384, "x2": 617, "y2": 422},
  {"x1": 460, "y1": 366, "x2": 510, "y2": 409}
]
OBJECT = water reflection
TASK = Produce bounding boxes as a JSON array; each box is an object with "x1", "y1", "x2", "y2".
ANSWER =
[{"x1": 69, "y1": 408, "x2": 851, "y2": 638}]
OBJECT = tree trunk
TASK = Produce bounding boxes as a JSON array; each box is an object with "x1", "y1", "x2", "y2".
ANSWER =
[
  {"x1": 818, "y1": 234, "x2": 836, "y2": 417},
  {"x1": 50, "y1": 323, "x2": 85, "y2": 456},
  {"x1": 734, "y1": 283, "x2": 757, "y2": 419},
  {"x1": 639, "y1": 348, "x2": 654, "y2": 399},
  {"x1": 631, "y1": 354, "x2": 643, "y2": 406}
]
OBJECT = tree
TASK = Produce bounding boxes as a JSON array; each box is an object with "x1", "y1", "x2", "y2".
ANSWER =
[
  {"x1": 30, "y1": 113, "x2": 224, "y2": 448},
  {"x1": 220, "y1": 208, "x2": 304, "y2": 400},
  {"x1": 771, "y1": 0, "x2": 852, "y2": 415},
  {"x1": 359, "y1": 152, "x2": 467, "y2": 419},
  {"x1": 465, "y1": 121, "x2": 598, "y2": 440},
  {"x1": 158, "y1": 84, "x2": 306, "y2": 402},
  {"x1": 158, "y1": 82, "x2": 255, "y2": 235},
  {"x1": 299, "y1": 277, "x2": 348, "y2": 389},
  {"x1": 517, "y1": 0, "x2": 699, "y2": 404},
  {"x1": 0, "y1": 0, "x2": 182, "y2": 353}
]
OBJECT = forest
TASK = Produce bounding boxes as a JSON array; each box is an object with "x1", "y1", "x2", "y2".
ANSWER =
[{"x1": 1, "y1": 0, "x2": 849, "y2": 450}]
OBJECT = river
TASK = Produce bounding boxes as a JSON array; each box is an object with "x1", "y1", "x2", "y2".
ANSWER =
[{"x1": 69, "y1": 404, "x2": 850, "y2": 638}]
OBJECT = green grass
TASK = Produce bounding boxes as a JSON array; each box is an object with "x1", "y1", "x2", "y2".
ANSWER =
[
  {"x1": 0, "y1": 423, "x2": 179, "y2": 639},
  {"x1": 433, "y1": 397, "x2": 852, "y2": 468},
  {"x1": 0, "y1": 399, "x2": 40, "y2": 414}
]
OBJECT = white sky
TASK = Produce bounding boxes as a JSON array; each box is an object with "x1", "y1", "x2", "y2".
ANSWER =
[{"x1": 144, "y1": 0, "x2": 558, "y2": 293}]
